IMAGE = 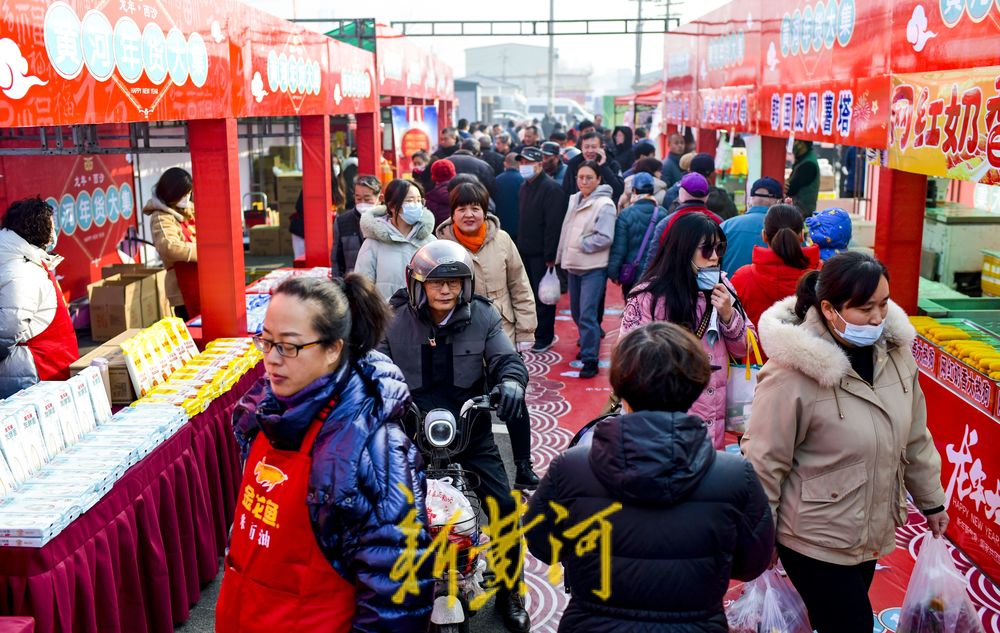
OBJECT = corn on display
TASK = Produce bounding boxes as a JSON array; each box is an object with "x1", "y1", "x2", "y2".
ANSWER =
[{"x1": 911, "y1": 316, "x2": 1000, "y2": 380}]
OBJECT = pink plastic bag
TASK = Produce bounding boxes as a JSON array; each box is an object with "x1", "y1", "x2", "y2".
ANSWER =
[
  {"x1": 727, "y1": 569, "x2": 811, "y2": 633},
  {"x1": 897, "y1": 536, "x2": 984, "y2": 633}
]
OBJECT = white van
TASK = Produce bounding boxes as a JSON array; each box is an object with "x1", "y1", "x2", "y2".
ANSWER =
[{"x1": 525, "y1": 98, "x2": 594, "y2": 125}]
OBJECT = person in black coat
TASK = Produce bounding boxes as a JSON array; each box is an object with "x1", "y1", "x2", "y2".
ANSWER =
[
  {"x1": 517, "y1": 148, "x2": 569, "y2": 352},
  {"x1": 563, "y1": 131, "x2": 625, "y2": 202},
  {"x1": 448, "y1": 147, "x2": 497, "y2": 197},
  {"x1": 524, "y1": 321, "x2": 775, "y2": 633},
  {"x1": 479, "y1": 136, "x2": 507, "y2": 176},
  {"x1": 610, "y1": 126, "x2": 635, "y2": 172}
]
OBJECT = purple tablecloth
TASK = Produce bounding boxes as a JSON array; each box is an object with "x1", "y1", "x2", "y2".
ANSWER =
[
  {"x1": 0, "y1": 365, "x2": 263, "y2": 633},
  {"x1": 0, "y1": 618, "x2": 33, "y2": 633}
]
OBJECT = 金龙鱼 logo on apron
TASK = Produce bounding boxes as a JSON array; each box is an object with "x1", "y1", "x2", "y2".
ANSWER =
[{"x1": 254, "y1": 457, "x2": 289, "y2": 492}]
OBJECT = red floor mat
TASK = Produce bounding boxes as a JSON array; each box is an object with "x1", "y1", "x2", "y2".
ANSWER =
[{"x1": 522, "y1": 282, "x2": 1000, "y2": 632}]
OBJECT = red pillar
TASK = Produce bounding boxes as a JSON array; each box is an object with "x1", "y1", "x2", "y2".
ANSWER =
[
  {"x1": 356, "y1": 111, "x2": 380, "y2": 176},
  {"x1": 188, "y1": 118, "x2": 246, "y2": 339},
  {"x1": 873, "y1": 167, "x2": 927, "y2": 314},
  {"x1": 760, "y1": 135, "x2": 787, "y2": 186},
  {"x1": 697, "y1": 128, "x2": 717, "y2": 156},
  {"x1": 301, "y1": 115, "x2": 333, "y2": 267}
]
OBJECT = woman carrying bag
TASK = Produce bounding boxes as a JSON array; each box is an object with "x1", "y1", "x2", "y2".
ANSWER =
[{"x1": 608, "y1": 172, "x2": 669, "y2": 298}]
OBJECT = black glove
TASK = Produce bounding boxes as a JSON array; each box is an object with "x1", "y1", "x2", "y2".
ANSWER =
[{"x1": 492, "y1": 380, "x2": 525, "y2": 421}]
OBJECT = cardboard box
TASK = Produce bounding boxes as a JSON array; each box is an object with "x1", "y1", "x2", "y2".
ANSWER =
[
  {"x1": 275, "y1": 173, "x2": 303, "y2": 205},
  {"x1": 101, "y1": 265, "x2": 170, "y2": 321},
  {"x1": 249, "y1": 225, "x2": 292, "y2": 256},
  {"x1": 88, "y1": 275, "x2": 145, "y2": 341},
  {"x1": 820, "y1": 174, "x2": 836, "y2": 192},
  {"x1": 69, "y1": 329, "x2": 141, "y2": 404},
  {"x1": 267, "y1": 145, "x2": 298, "y2": 168}
]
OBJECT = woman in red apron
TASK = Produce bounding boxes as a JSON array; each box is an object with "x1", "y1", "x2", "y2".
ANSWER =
[
  {"x1": 142, "y1": 167, "x2": 199, "y2": 320},
  {"x1": 220, "y1": 274, "x2": 433, "y2": 633},
  {"x1": 0, "y1": 197, "x2": 79, "y2": 398}
]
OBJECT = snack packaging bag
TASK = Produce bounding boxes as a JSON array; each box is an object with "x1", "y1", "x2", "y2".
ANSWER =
[{"x1": 898, "y1": 536, "x2": 985, "y2": 633}]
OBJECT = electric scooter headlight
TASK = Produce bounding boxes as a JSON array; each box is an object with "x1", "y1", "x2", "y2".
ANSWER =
[{"x1": 424, "y1": 409, "x2": 457, "y2": 449}]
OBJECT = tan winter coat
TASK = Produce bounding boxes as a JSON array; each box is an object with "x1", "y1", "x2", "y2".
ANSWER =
[
  {"x1": 436, "y1": 214, "x2": 536, "y2": 346},
  {"x1": 143, "y1": 197, "x2": 196, "y2": 307},
  {"x1": 742, "y1": 297, "x2": 945, "y2": 566}
]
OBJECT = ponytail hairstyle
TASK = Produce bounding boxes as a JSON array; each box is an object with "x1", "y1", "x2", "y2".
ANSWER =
[
  {"x1": 764, "y1": 204, "x2": 810, "y2": 269},
  {"x1": 794, "y1": 252, "x2": 889, "y2": 321},
  {"x1": 272, "y1": 274, "x2": 390, "y2": 364}
]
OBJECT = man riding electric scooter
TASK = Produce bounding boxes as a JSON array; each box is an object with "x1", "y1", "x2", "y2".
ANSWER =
[{"x1": 380, "y1": 241, "x2": 531, "y2": 633}]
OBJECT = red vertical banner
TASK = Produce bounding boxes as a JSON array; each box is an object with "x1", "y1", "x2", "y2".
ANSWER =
[
  {"x1": 301, "y1": 114, "x2": 332, "y2": 268},
  {"x1": 873, "y1": 167, "x2": 926, "y2": 313},
  {"x1": 189, "y1": 118, "x2": 245, "y2": 340},
  {"x1": 0, "y1": 154, "x2": 136, "y2": 300}
]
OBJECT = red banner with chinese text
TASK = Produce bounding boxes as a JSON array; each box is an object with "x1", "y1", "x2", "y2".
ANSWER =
[
  {"x1": 891, "y1": 0, "x2": 1000, "y2": 75},
  {"x1": 888, "y1": 67, "x2": 1000, "y2": 184},
  {"x1": 376, "y1": 24, "x2": 453, "y2": 102},
  {"x1": 327, "y1": 39, "x2": 378, "y2": 116},
  {"x1": 663, "y1": 28, "x2": 699, "y2": 127}
]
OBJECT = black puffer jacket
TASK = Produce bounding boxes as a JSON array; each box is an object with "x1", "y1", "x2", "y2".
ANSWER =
[
  {"x1": 233, "y1": 351, "x2": 432, "y2": 632},
  {"x1": 524, "y1": 411, "x2": 774, "y2": 632}
]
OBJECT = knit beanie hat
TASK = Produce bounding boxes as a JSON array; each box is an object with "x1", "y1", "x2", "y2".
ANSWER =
[{"x1": 431, "y1": 159, "x2": 456, "y2": 183}]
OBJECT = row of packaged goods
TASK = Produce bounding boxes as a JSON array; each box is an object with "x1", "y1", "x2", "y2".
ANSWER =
[
  {"x1": 910, "y1": 316, "x2": 1000, "y2": 379},
  {"x1": 243, "y1": 266, "x2": 331, "y2": 295},
  {"x1": 0, "y1": 318, "x2": 262, "y2": 547}
]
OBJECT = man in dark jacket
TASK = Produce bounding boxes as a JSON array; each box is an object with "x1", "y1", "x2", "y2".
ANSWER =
[
  {"x1": 517, "y1": 147, "x2": 568, "y2": 353},
  {"x1": 563, "y1": 131, "x2": 624, "y2": 202},
  {"x1": 479, "y1": 136, "x2": 506, "y2": 176},
  {"x1": 380, "y1": 241, "x2": 531, "y2": 633},
  {"x1": 494, "y1": 152, "x2": 524, "y2": 240},
  {"x1": 662, "y1": 133, "x2": 685, "y2": 187},
  {"x1": 524, "y1": 321, "x2": 774, "y2": 632},
  {"x1": 449, "y1": 142, "x2": 497, "y2": 197},
  {"x1": 786, "y1": 139, "x2": 820, "y2": 216},
  {"x1": 418, "y1": 128, "x2": 460, "y2": 192},
  {"x1": 331, "y1": 175, "x2": 382, "y2": 277}
]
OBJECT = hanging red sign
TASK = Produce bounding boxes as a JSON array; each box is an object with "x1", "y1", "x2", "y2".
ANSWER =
[
  {"x1": 891, "y1": 0, "x2": 1000, "y2": 75},
  {"x1": 663, "y1": 28, "x2": 699, "y2": 126},
  {"x1": 328, "y1": 39, "x2": 377, "y2": 116},
  {"x1": 376, "y1": 24, "x2": 453, "y2": 102},
  {"x1": 0, "y1": 0, "x2": 234, "y2": 128},
  {"x1": 230, "y1": 6, "x2": 329, "y2": 118}
]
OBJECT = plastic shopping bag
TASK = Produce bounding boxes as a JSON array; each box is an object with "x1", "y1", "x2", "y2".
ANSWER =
[
  {"x1": 760, "y1": 569, "x2": 812, "y2": 633},
  {"x1": 726, "y1": 574, "x2": 767, "y2": 633},
  {"x1": 425, "y1": 477, "x2": 477, "y2": 535},
  {"x1": 727, "y1": 328, "x2": 762, "y2": 434},
  {"x1": 538, "y1": 266, "x2": 561, "y2": 306},
  {"x1": 897, "y1": 536, "x2": 985, "y2": 633}
]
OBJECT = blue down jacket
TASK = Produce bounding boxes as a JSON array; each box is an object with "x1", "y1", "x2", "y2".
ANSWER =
[
  {"x1": 524, "y1": 411, "x2": 774, "y2": 632},
  {"x1": 233, "y1": 350, "x2": 432, "y2": 632}
]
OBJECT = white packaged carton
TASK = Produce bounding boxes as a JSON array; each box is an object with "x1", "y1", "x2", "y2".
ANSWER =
[
  {"x1": 79, "y1": 366, "x2": 113, "y2": 426},
  {"x1": 0, "y1": 451, "x2": 18, "y2": 499},
  {"x1": 67, "y1": 374, "x2": 98, "y2": 435},
  {"x1": 5, "y1": 405, "x2": 47, "y2": 472},
  {"x1": 0, "y1": 414, "x2": 29, "y2": 483},
  {"x1": 7, "y1": 391, "x2": 66, "y2": 458}
]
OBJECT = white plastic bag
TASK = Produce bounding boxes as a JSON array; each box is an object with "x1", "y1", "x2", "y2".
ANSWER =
[
  {"x1": 726, "y1": 328, "x2": 762, "y2": 434},
  {"x1": 726, "y1": 569, "x2": 810, "y2": 633},
  {"x1": 425, "y1": 477, "x2": 477, "y2": 535},
  {"x1": 726, "y1": 574, "x2": 766, "y2": 632},
  {"x1": 538, "y1": 266, "x2": 561, "y2": 306},
  {"x1": 898, "y1": 536, "x2": 985, "y2": 633}
]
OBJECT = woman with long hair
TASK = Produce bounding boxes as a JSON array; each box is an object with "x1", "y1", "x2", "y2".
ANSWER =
[
  {"x1": 730, "y1": 203, "x2": 822, "y2": 332},
  {"x1": 620, "y1": 212, "x2": 750, "y2": 448}
]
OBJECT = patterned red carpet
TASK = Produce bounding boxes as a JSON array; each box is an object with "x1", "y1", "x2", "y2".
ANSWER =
[{"x1": 520, "y1": 283, "x2": 1000, "y2": 632}]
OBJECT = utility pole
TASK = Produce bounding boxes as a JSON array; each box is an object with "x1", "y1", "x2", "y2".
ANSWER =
[
  {"x1": 546, "y1": 0, "x2": 555, "y2": 115},
  {"x1": 634, "y1": 0, "x2": 643, "y2": 88}
]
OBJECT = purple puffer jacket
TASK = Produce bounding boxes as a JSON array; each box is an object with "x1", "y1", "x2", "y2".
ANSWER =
[
  {"x1": 619, "y1": 278, "x2": 751, "y2": 449},
  {"x1": 424, "y1": 181, "x2": 451, "y2": 229}
]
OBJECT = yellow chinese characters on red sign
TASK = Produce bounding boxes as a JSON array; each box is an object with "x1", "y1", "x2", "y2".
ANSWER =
[{"x1": 888, "y1": 66, "x2": 1000, "y2": 184}]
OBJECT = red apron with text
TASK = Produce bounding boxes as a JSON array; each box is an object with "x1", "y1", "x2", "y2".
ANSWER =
[
  {"x1": 174, "y1": 220, "x2": 200, "y2": 315},
  {"x1": 216, "y1": 405, "x2": 356, "y2": 633},
  {"x1": 24, "y1": 266, "x2": 79, "y2": 381}
]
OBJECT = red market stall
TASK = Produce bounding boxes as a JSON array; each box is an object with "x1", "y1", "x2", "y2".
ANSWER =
[{"x1": 666, "y1": 0, "x2": 1000, "y2": 593}]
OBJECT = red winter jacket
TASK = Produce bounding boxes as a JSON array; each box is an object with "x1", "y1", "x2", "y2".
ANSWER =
[{"x1": 730, "y1": 245, "x2": 822, "y2": 358}]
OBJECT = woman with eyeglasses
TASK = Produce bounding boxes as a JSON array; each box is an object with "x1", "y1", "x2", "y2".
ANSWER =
[
  {"x1": 619, "y1": 212, "x2": 751, "y2": 449},
  {"x1": 555, "y1": 160, "x2": 617, "y2": 379},
  {"x1": 219, "y1": 274, "x2": 432, "y2": 633},
  {"x1": 355, "y1": 179, "x2": 436, "y2": 300}
]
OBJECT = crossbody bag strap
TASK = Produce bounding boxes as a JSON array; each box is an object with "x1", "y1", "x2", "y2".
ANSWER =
[{"x1": 631, "y1": 206, "x2": 664, "y2": 267}]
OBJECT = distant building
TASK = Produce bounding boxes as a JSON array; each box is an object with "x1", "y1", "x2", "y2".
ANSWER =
[{"x1": 464, "y1": 43, "x2": 591, "y2": 102}]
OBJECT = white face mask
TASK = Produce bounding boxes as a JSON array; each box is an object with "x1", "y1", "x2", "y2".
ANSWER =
[
  {"x1": 174, "y1": 193, "x2": 191, "y2": 210},
  {"x1": 355, "y1": 203, "x2": 374, "y2": 213},
  {"x1": 835, "y1": 310, "x2": 885, "y2": 346},
  {"x1": 519, "y1": 165, "x2": 536, "y2": 179}
]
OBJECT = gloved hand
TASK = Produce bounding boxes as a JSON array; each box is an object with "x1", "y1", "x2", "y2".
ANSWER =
[{"x1": 491, "y1": 380, "x2": 526, "y2": 421}]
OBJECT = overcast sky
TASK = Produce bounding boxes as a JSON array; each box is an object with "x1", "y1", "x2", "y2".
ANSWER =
[{"x1": 241, "y1": 0, "x2": 729, "y2": 91}]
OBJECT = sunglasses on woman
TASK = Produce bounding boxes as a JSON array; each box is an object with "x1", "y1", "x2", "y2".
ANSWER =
[{"x1": 697, "y1": 241, "x2": 727, "y2": 259}]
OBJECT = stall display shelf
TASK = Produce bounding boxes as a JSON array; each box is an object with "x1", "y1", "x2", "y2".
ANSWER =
[{"x1": 918, "y1": 300, "x2": 1000, "y2": 337}]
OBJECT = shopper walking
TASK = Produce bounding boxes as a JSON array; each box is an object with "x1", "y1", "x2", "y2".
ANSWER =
[
  {"x1": 424, "y1": 159, "x2": 455, "y2": 228},
  {"x1": 540, "y1": 141, "x2": 566, "y2": 184},
  {"x1": 563, "y1": 131, "x2": 625, "y2": 201},
  {"x1": 448, "y1": 140, "x2": 497, "y2": 196},
  {"x1": 479, "y1": 136, "x2": 506, "y2": 176},
  {"x1": 220, "y1": 275, "x2": 431, "y2": 633},
  {"x1": 517, "y1": 147, "x2": 568, "y2": 353},
  {"x1": 618, "y1": 157, "x2": 667, "y2": 209},
  {"x1": 524, "y1": 321, "x2": 774, "y2": 632},
  {"x1": 720, "y1": 176, "x2": 784, "y2": 274},
  {"x1": 555, "y1": 160, "x2": 617, "y2": 379},
  {"x1": 494, "y1": 153, "x2": 524, "y2": 240},
  {"x1": 644, "y1": 173, "x2": 723, "y2": 273},
  {"x1": 610, "y1": 126, "x2": 635, "y2": 172},
  {"x1": 730, "y1": 204, "x2": 821, "y2": 333},
  {"x1": 621, "y1": 213, "x2": 749, "y2": 448},
  {"x1": 354, "y1": 179, "x2": 436, "y2": 300},
  {"x1": 742, "y1": 252, "x2": 948, "y2": 633},
  {"x1": 662, "y1": 132, "x2": 686, "y2": 187},
  {"x1": 0, "y1": 197, "x2": 80, "y2": 398},
  {"x1": 436, "y1": 181, "x2": 539, "y2": 488},
  {"x1": 607, "y1": 173, "x2": 668, "y2": 297},
  {"x1": 144, "y1": 166, "x2": 198, "y2": 318},
  {"x1": 331, "y1": 175, "x2": 382, "y2": 277},
  {"x1": 786, "y1": 139, "x2": 821, "y2": 216}
]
